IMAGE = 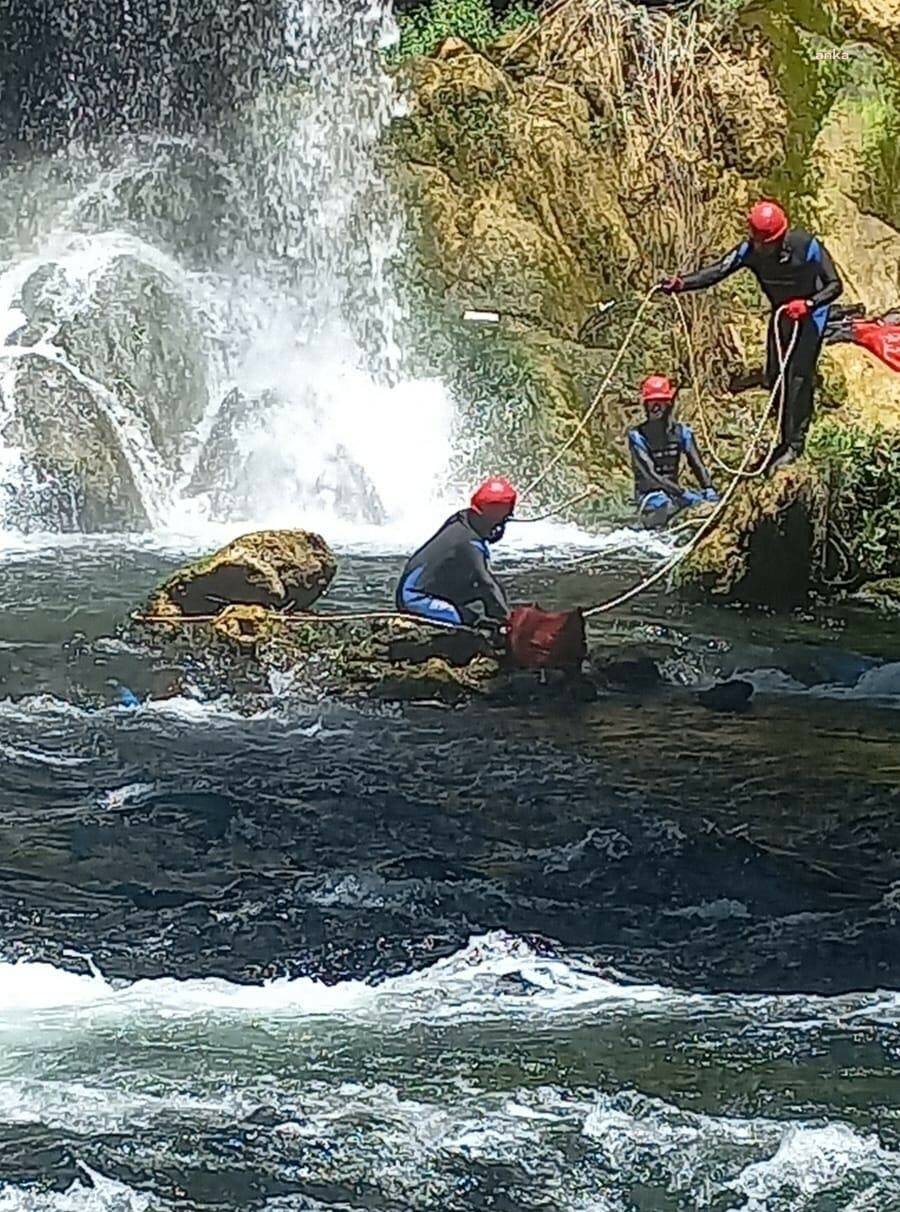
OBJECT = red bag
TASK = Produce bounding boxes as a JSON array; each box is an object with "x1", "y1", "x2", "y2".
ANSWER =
[
  {"x1": 506, "y1": 605, "x2": 587, "y2": 670},
  {"x1": 851, "y1": 320, "x2": 900, "y2": 372}
]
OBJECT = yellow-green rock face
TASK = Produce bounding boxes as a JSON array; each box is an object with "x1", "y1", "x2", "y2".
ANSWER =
[{"x1": 390, "y1": 0, "x2": 900, "y2": 604}]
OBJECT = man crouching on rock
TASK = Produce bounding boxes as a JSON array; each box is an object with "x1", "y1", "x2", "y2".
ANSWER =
[{"x1": 395, "y1": 477, "x2": 516, "y2": 632}]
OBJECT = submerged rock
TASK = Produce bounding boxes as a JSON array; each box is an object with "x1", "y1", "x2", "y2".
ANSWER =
[
  {"x1": 696, "y1": 680, "x2": 754, "y2": 714},
  {"x1": 146, "y1": 530, "x2": 337, "y2": 617}
]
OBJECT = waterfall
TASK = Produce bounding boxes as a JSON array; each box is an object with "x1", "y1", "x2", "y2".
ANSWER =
[{"x1": 0, "y1": 0, "x2": 454, "y2": 540}]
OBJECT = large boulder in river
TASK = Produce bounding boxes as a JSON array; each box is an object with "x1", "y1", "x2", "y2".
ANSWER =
[
  {"x1": 146, "y1": 530, "x2": 338, "y2": 617},
  {"x1": 185, "y1": 388, "x2": 387, "y2": 524},
  {"x1": 1, "y1": 354, "x2": 150, "y2": 532},
  {"x1": 53, "y1": 255, "x2": 208, "y2": 460},
  {"x1": 674, "y1": 416, "x2": 900, "y2": 609}
]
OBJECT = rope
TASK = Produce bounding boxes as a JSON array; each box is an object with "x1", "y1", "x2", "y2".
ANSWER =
[
  {"x1": 520, "y1": 286, "x2": 660, "y2": 498},
  {"x1": 581, "y1": 306, "x2": 798, "y2": 618},
  {"x1": 673, "y1": 291, "x2": 785, "y2": 479},
  {"x1": 131, "y1": 609, "x2": 459, "y2": 630}
]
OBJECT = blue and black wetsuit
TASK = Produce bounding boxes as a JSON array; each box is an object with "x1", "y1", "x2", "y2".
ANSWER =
[
  {"x1": 396, "y1": 510, "x2": 508, "y2": 627},
  {"x1": 680, "y1": 228, "x2": 842, "y2": 454},
  {"x1": 628, "y1": 419, "x2": 715, "y2": 529}
]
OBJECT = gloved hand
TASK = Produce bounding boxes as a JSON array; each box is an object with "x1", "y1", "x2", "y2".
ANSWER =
[
  {"x1": 658, "y1": 275, "x2": 685, "y2": 295},
  {"x1": 702, "y1": 486, "x2": 720, "y2": 503},
  {"x1": 784, "y1": 298, "x2": 811, "y2": 322}
]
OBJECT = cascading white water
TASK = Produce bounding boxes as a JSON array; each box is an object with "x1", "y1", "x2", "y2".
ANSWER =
[{"x1": 0, "y1": 0, "x2": 455, "y2": 541}]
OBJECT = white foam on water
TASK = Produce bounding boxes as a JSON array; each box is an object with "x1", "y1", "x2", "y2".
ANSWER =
[
  {"x1": 744, "y1": 662, "x2": 900, "y2": 710},
  {"x1": 0, "y1": 932, "x2": 896, "y2": 1034},
  {"x1": 730, "y1": 1122, "x2": 900, "y2": 1210},
  {"x1": 0, "y1": 1078, "x2": 254, "y2": 1135},
  {"x1": 0, "y1": 1167, "x2": 150, "y2": 1212},
  {"x1": 0, "y1": 0, "x2": 466, "y2": 543}
]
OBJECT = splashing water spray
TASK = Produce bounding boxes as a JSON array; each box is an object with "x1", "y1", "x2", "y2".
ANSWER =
[{"x1": 0, "y1": 0, "x2": 455, "y2": 543}]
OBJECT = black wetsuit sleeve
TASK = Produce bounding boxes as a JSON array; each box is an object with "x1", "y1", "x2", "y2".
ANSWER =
[
  {"x1": 808, "y1": 240, "x2": 843, "y2": 309},
  {"x1": 683, "y1": 428, "x2": 713, "y2": 491},
  {"x1": 629, "y1": 433, "x2": 684, "y2": 499},
  {"x1": 680, "y1": 244, "x2": 748, "y2": 292},
  {"x1": 464, "y1": 542, "x2": 509, "y2": 620}
]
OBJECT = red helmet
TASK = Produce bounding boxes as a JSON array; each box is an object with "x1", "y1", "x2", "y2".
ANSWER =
[
  {"x1": 471, "y1": 476, "x2": 517, "y2": 516},
  {"x1": 640, "y1": 374, "x2": 677, "y2": 404},
  {"x1": 748, "y1": 200, "x2": 788, "y2": 243}
]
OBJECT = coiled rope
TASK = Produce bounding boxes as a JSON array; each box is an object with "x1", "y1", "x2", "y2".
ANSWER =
[{"x1": 673, "y1": 291, "x2": 782, "y2": 479}]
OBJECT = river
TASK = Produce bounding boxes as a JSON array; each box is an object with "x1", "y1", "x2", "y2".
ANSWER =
[
  {"x1": 1, "y1": 0, "x2": 899, "y2": 1205},
  {"x1": 0, "y1": 525, "x2": 898, "y2": 1209}
]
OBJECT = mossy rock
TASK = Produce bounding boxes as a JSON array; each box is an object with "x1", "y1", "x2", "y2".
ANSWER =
[
  {"x1": 850, "y1": 577, "x2": 900, "y2": 614},
  {"x1": 675, "y1": 468, "x2": 828, "y2": 608},
  {"x1": 131, "y1": 599, "x2": 503, "y2": 704},
  {"x1": 147, "y1": 531, "x2": 337, "y2": 618},
  {"x1": 367, "y1": 655, "x2": 501, "y2": 703}
]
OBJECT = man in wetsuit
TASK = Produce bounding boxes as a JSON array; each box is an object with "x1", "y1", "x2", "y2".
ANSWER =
[
  {"x1": 395, "y1": 477, "x2": 516, "y2": 628},
  {"x1": 629, "y1": 374, "x2": 719, "y2": 529},
  {"x1": 660, "y1": 200, "x2": 843, "y2": 472}
]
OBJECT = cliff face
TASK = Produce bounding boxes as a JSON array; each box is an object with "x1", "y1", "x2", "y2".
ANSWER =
[{"x1": 390, "y1": 0, "x2": 900, "y2": 601}]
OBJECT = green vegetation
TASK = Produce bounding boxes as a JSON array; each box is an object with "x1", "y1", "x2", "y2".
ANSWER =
[
  {"x1": 809, "y1": 421, "x2": 900, "y2": 588},
  {"x1": 393, "y1": 93, "x2": 515, "y2": 181},
  {"x1": 858, "y1": 82, "x2": 900, "y2": 230},
  {"x1": 387, "y1": 0, "x2": 537, "y2": 62}
]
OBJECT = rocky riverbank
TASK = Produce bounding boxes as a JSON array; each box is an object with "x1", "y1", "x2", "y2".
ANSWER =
[{"x1": 389, "y1": 0, "x2": 900, "y2": 607}]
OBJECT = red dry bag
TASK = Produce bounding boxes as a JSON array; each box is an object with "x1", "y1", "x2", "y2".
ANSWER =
[
  {"x1": 506, "y1": 605, "x2": 587, "y2": 670},
  {"x1": 850, "y1": 319, "x2": 900, "y2": 373}
]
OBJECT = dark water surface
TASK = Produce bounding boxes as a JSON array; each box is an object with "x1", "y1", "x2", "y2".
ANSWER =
[{"x1": 0, "y1": 534, "x2": 898, "y2": 1210}]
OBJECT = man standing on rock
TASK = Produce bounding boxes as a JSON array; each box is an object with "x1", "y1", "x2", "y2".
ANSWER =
[
  {"x1": 395, "y1": 478, "x2": 516, "y2": 629},
  {"x1": 659, "y1": 200, "x2": 843, "y2": 473}
]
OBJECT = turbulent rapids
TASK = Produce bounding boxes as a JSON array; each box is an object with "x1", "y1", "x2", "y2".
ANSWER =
[{"x1": 1, "y1": 0, "x2": 900, "y2": 1209}]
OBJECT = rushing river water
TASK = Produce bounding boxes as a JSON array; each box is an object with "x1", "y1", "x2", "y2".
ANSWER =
[
  {"x1": 1, "y1": 0, "x2": 899, "y2": 1204},
  {"x1": 0, "y1": 526, "x2": 899, "y2": 1210}
]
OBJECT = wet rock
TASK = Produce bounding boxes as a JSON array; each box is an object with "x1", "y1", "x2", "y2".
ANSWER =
[
  {"x1": 696, "y1": 680, "x2": 755, "y2": 713},
  {"x1": 186, "y1": 388, "x2": 386, "y2": 524},
  {"x1": 674, "y1": 469, "x2": 826, "y2": 609},
  {"x1": 387, "y1": 627, "x2": 495, "y2": 665},
  {"x1": 129, "y1": 600, "x2": 503, "y2": 705},
  {"x1": 368, "y1": 655, "x2": 500, "y2": 704},
  {"x1": 146, "y1": 531, "x2": 338, "y2": 617},
  {"x1": 591, "y1": 648, "x2": 662, "y2": 690},
  {"x1": 851, "y1": 577, "x2": 900, "y2": 614},
  {"x1": 54, "y1": 254, "x2": 208, "y2": 459},
  {"x1": 1, "y1": 354, "x2": 150, "y2": 532},
  {"x1": 484, "y1": 667, "x2": 598, "y2": 706}
]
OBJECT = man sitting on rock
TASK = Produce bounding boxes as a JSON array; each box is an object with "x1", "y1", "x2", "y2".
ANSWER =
[
  {"x1": 395, "y1": 477, "x2": 516, "y2": 629},
  {"x1": 628, "y1": 375, "x2": 718, "y2": 530}
]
